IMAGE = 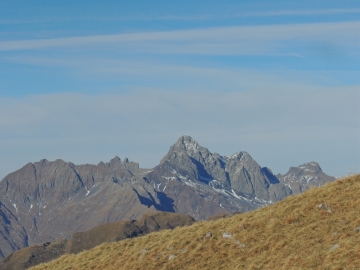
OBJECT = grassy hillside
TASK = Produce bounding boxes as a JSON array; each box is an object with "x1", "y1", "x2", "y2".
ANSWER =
[{"x1": 31, "y1": 174, "x2": 360, "y2": 270}]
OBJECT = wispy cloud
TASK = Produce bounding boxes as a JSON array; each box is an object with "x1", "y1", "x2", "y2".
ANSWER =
[
  {"x1": 0, "y1": 88, "x2": 359, "y2": 179},
  {"x1": 2, "y1": 8, "x2": 360, "y2": 25},
  {"x1": 238, "y1": 8, "x2": 360, "y2": 17},
  {"x1": 0, "y1": 21, "x2": 359, "y2": 55},
  {"x1": 6, "y1": 55, "x2": 354, "y2": 91}
]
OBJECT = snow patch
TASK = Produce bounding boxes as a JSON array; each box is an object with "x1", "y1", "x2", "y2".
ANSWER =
[
  {"x1": 183, "y1": 138, "x2": 199, "y2": 153},
  {"x1": 184, "y1": 180, "x2": 196, "y2": 187},
  {"x1": 161, "y1": 176, "x2": 176, "y2": 181}
]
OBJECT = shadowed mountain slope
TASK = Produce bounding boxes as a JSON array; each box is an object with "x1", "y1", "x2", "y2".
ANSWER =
[
  {"x1": 0, "y1": 212, "x2": 195, "y2": 270},
  {"x1": 143, "y1": 135, "x2": 291, "y2": 221},
  {"x1": 30, "y1": 174, "x2": 360, "y2": 270}
]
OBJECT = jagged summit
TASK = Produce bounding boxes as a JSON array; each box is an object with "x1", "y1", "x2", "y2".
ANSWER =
[
  {"x1": 109, "y1": 156, "x2": 122, "y2": 168},
  {"x1": 170, "y1": 136, "x2": 251, "y2": 163},
  {"x1": 284, "y1": 161, "x2": 323, "y2": 176},
  {"x1": 278, "y1": 161, "x2": 334, "y2": 195},
  {"x1": 157, "y1": 135, "x2": 292, "y2": 207},
  {"x1": 175, "y1": 135, "x2": 198, "y2": 146},
  {"x1": 170, "y1": 135, "x2": 205, "y2": 157},
  {"x1": 299, "y1": 161, "x2": 322, "y2": 172},
  {"x1": 228, "y1": 151, "x2": 248, "y2": 159}
]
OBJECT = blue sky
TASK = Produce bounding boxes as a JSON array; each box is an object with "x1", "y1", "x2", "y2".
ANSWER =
[{"x1": 0, "y1": 0, "x2": 359, "y2": 179}]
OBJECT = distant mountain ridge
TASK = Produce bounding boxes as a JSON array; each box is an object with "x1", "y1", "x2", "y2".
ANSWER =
[
  {"x1": 277, "y1": 161, "x2": 335, "y2": 195},
  {"x1": 0, "y1": 135, "x2": 335, "y2": 258}
]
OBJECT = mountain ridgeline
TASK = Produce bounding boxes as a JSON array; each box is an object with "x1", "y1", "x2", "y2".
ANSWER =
[
  {"x1": 0, "y1": 135, "x2": 335, "y2": 258},
  {"x1": 29, "y1": 174, "x2": 360, "y2": 270}
]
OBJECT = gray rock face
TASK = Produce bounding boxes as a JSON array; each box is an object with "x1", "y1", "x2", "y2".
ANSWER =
[
  {"x1": 277, "y1": 162, "x2": 335, "y2": 195},
  {"x1": 0, "y1": 202, "x2": 28, "y2": 259},
  {"x1": 0, "y1": 157, "x2": 162, "y2": 258},
  {"x1": 159, "y1": 135, "x2": 292, "y2": 206}
]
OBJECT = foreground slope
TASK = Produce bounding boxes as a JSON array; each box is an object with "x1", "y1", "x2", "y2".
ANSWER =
[
  {"x1": 31, "y1": 174, "x2": 360, "y2": 270},
  {"x1": 0, "y1": 212, "x2": 195, "y2": 270}
]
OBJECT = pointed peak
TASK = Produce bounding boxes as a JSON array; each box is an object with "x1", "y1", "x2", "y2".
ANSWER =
[
  {"x1": 299, "y1": 161, "x2": 322, "y2": 172},
  {"x1": 110, "y1": 156, "x2": 121, "y2": 162},
  {"x1": 97, "y1": 161, "x2": 105, "y2": 166},
  {"x1": 229, "y1": 151, "x2": 249, "y2": 159},
  {"x1": 109, "y1": 156, "x2": 122, "y2": 168},
  {"x1": 53, "y1": 159, "x2": 67, "y2": 166},
  {"x1": 39, "y1": 159, "x2": 48, "y2": 165},
  {"x1": 176, "y1": 135, "x2": 198, "y2": 144},
  {"x1": 173, "y1": 135, "x2": 201, "y2": 153}
]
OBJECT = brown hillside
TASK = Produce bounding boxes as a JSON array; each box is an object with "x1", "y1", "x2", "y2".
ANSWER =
[
  {"x1": 0, "y1": 212, "x2": 195, "y2": 270},
  {"x1": 31, "y1": 174, "x2": 360, "y2": 270}
]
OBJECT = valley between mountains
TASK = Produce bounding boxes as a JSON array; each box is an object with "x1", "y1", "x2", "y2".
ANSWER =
[{"x1": 0, "y1": 135, "x2": 335, "y2": 260}]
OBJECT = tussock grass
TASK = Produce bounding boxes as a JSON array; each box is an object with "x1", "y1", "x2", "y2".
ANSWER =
[{"x1": 31, "y1": 174, "x2": 360, "y2": 270}]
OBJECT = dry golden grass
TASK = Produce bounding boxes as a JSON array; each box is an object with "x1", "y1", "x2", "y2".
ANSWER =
[{"x1": 31, "y1": 174, "x2": 360, "y2": 270}]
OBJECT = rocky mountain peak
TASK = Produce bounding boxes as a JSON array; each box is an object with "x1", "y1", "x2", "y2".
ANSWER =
[
  {"x1": 160, "y1": 135, "x2": 211, "y2": 165},
  {"x1": 173, "y1": 135, "x2": 201, "y2": 155},
  {"x1": 39, "y1": 159, "x2": 49, "y2": 165},
  {"x1": 109, "y1": 156, "x2": 121, "y2": 167},
  {"x1": 278, "y1": 161, "x2": 334, "y2": 196},
  {"x1": 157, "y1": 136, "x2": 291, "y2": 204},
  {"x1": 227, "y1": 151, "x2": 251, "y2": 162},
  {"x1": 109, "y1": 156, "x2": 122, "y2": 169},
  {"x1": 298, "y1": 162, "x2": 322, "y2": 172}
]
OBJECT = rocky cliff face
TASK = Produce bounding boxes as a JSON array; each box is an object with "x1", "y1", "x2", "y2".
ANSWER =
[
  {"x1": 146, "y1": 135, "x2": 292, "y2": 220},
  {"x1": 0, "y1": 157, "x2": 164, "y2": 258},
  {"x1": 277, "y1": 161, "x2": 335, "y2": 195},
  {"x1": 0, "y1": 202, "x2": 28, "y2": 258},
  {"x1": 0, "y1": 135, "x2": 335, "y2": 258}
]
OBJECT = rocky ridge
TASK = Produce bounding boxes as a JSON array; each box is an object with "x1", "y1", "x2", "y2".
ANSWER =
[
  {"x1": 0, "y1": 157, "x2": 163, "y2": 258},
  {"x1": 277, "y1": 161, "x2": 335, "y2": 195}
]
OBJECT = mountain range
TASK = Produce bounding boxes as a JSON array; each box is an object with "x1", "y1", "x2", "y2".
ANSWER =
[
  {"x1": 0, "y1": 135, "x2": 335, "y2": 258},
  {"x1": 28, "y1": 173, "x2": 360, "y2": 270}
]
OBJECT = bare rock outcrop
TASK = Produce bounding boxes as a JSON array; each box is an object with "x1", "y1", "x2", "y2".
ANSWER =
[{"x1": 277, "y1": 161, "x2": 335, "y2": 195}]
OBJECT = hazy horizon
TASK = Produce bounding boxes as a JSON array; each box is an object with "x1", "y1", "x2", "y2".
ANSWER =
[{"x1": 1, "y1": 0, "x2": 359, "y2": 179}]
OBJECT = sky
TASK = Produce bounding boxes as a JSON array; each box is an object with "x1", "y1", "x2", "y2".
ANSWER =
[{"x1": 0, "y1": 0, "x2": 359, "y2": 179}]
